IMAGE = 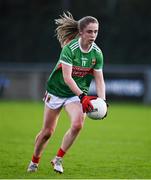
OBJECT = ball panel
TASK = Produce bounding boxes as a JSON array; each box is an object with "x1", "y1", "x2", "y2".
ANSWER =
[{"x1": 87, "y1": 98, "x2": 107, "y2": 120}]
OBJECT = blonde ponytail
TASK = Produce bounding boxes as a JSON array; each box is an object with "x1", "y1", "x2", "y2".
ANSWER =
[{"x1": 55, "y1": 12, "x2": 79, "y2": 47}]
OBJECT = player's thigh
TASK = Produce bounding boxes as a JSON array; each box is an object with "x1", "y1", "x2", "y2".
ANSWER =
[
  {"x1": 64, "y1": 102, "x2": 86, "y2": 124},
  {"x1": 42, "y1": 104, "x2": 62, "y2": 130}
]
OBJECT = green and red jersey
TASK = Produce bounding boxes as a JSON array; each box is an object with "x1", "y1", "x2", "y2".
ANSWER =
[{"x1": 46, "y1": 38, "x2": 104, "y2": 97}]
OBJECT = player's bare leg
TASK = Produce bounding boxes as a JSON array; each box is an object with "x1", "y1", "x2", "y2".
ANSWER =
[
  {"x1": 62, "y1": 102, "x2": 85, "y2": 151},
  {"x1": 27, "y1": 105, "x2": 61, "y2": 172},
  {"x1": 51, "y1": 102, "x2": 85, "y2": 173}
]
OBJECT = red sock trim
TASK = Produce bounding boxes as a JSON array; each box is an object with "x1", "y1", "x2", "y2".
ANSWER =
[
  {"x1": 57, "y1": 148, "x2": 66, "y2": 158},
  {"x1": 32, "y1": 155, "x2": 40, "y2": 164}
]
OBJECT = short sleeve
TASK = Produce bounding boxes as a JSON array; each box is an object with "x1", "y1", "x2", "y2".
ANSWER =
[
  {"x1": 94, "y1": 50, "x2": 104, "y2": 71},
  {"x1": 59, "y1": 45, "x2": 73, "y2": 66}
]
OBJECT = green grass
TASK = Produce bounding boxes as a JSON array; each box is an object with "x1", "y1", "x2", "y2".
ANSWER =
[{"x1": 0, "y1": 101, "x2": 151, "y2": 179}]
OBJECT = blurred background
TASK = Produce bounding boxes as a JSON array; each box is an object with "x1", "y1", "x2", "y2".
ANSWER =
[{"x1": 0, "y1": 0, "x2": 151, "y2": 103}]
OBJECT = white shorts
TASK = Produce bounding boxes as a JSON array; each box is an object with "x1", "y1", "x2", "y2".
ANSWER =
[{"x1": 43, "y1": 92, "x2": 80, "y2": 109}]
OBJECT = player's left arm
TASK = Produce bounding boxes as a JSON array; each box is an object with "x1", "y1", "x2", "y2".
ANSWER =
[
  {"x1": 93, "y1": 69, "x2": 106, "y2": 100},
  {"x1": 93, "y1": 48, "x2": 106, "y2": 100},
  {"x1": 94, "y1": 69, "x2": 109, "y2": 119}
]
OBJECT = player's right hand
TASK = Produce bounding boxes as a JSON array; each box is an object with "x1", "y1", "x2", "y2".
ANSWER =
[{"x1": 79, "y1": 93, "x2": 97, "y2": 113}]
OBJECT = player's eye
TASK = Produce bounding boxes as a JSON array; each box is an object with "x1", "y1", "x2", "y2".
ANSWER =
[
  {"x1": 87, "y1": 30, "x2": 92, "y2": 34},
  {"x1": 87, "y1": 30, "x2": 98, "y2": 34},
  {"x1": 94, "y1": 30, "x2": 98, "y2": 34}
]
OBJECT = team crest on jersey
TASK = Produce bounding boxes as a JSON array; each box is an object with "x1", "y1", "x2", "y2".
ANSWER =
[{"x1": 92, "y1": 59, "x2": 96, "y2": 65}]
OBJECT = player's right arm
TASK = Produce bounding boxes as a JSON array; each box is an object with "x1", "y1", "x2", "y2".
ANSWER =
[
  {"x1": 62, "y1": 63, "x2": 83, "y2": 96},
  {"x1": 59, "y1": 44, "x2": 82, "y2": 96}
]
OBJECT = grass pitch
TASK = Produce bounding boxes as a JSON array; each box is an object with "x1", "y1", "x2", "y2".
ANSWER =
[{"x1": 0, "y1": 101, "x2": 151, "y2": 179}]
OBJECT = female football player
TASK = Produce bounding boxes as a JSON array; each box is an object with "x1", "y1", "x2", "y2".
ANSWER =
[{"x1": 27, "y1": 12, "x2": 107, "y2": 173}]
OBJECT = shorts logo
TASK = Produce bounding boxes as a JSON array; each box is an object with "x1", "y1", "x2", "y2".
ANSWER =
[{"x1": 46, "y1": 95, "x2": 51, "y2": 103}]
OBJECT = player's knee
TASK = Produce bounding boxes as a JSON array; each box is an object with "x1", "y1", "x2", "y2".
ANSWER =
[
  {"x1": 42, "y1": 128, "x2": 54, "y2": 140},
  {"x1": 72, "y1": 121, "x2": 84, "y2": 133},
  {"x1": 70, "y1": 113, "x2": 85, "y2": 133}
]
